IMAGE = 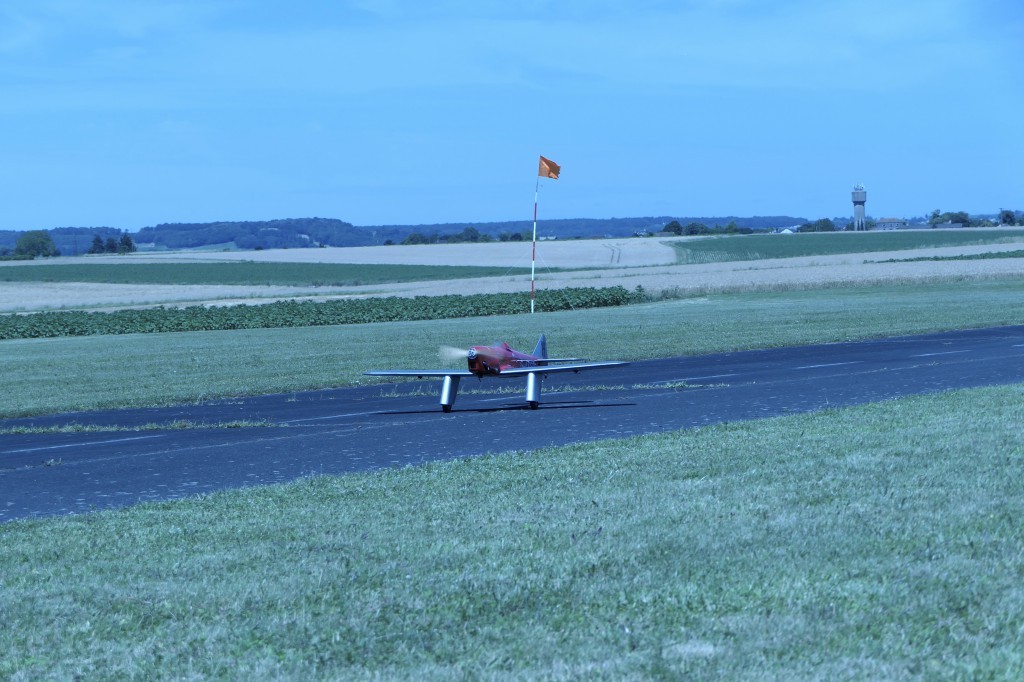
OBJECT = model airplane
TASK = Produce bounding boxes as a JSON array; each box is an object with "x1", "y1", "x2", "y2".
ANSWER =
[{"x1": 365, "y1": 334, "x2": 628, "y2": 412}]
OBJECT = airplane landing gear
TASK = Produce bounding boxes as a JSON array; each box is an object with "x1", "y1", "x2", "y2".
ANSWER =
[
  {"x1": 526, "y1": 373, "x2": 542, "y2": 411},
  {"x1": 440, "y1": 375, "x2": 460, "y2": 413}
]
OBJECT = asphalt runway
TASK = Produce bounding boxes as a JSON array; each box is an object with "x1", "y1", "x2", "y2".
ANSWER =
[{"x1": 3, "y1": 325, "x2": 1024, "y2": 522}]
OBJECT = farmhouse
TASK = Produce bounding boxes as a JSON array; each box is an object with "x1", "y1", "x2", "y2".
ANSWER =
[{"x1": 875, "y1": 217, "x2": 909, "y2": 230}]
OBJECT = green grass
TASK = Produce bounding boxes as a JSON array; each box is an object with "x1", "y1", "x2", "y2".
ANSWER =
[
  {"x1": 4, "y1": 270, "x2": 1023, "y2": 677},
  {"x1": 879, "y1": 250, "x2": 1024, "y2": 263},
  {"x1": 673, "y1": 229, "x2": 1024, "y2": 264},
  {"x1": 3, "y1": 278, "x2": 1024, "y2": 418},
  {"x1": 3, "y1": 385, "x2": 1022, "y2": 679},
  {"x1": 0, "y1": 420, "x2": 274, "y2": 435},
  {"x1": 0, "y1": 262, "x2": 532, "y2": 286}
]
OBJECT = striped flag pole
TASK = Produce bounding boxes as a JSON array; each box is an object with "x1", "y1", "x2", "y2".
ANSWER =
[
  {"x1": 532, "y1": 155, "x2": 560, "y2": 314},
  {"x1": 531, "y1": 177, "x2": 539, "y2": 314}
]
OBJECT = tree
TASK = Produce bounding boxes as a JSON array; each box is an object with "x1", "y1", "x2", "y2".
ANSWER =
[
  {"x1": 663, "y1": 220, "x2": 682, "y2": 235},
  {"x1": 802, "y1": 218, "x2": 836, "y2": 232},
  {"x1": 453, "y1": 226, "x2": 481, "y2": 243},
  {"x1": 88, "y1": 235, "x2": 105, "y2": 254},
  {"x1": 684, "y1": 222, "x2": 709, "y2": 235},
  {"x1": 401, "y1": 232, "x2": 431, "y2": 245},
  {"x1": 104, "y1": 237, "x2": 118, "y2": 253},
  {"x1": 999, "y1": 209, "x2": 1016, "y2": 226},
  {"x1": 117, "y1": 233, "x2": 136, "y2": 254},
  {"x1": 14, "y1": 230, "x2": 59, "y2": 258},
  {"x1": 929, "y1": 210, "x2": 969, "y2": 227},
  {"x1": 947, "y1": 211, "x2": 970, "y2": 226}
]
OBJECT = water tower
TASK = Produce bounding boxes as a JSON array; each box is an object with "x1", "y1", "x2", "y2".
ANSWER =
[{"x1": 852, "y1": 184, "x2": 867, "y2": 231}]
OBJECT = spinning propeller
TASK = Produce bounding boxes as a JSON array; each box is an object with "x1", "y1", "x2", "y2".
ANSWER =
[{"x1": 439, "y1": 345, "x2": 471, "y2": 362}]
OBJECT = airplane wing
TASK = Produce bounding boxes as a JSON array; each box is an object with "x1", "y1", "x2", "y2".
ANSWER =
[
  {"x1": 364, "y1": 370, "x2": 476, "y2": 378},
  {"x1": 365, "y1": 360, "x2": 629, "y2": 411},
  {"x1": 364, "y1": 362, "x2": 627, "y2": 379}
]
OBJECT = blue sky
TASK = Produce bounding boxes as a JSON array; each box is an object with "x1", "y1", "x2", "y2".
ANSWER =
[{"x1": 1, "y1": 0, "x2": 1021, "y2": 230}]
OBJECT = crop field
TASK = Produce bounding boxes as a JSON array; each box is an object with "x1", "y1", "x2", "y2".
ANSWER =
[
  {"x1": 673, "y1": 228, "x2": 1024, "y2": 264},
  {"x1": 0, "y1": 262, "x2": 532, "y2": 286},
  {"x1": 0, "y1": 287, "x2": 633, "y2": 340},
  {"x1": 4, "y1": 231, "x2": 1024, "y2": 312},
  {"x1": 90, "y1": 236, "x2": 678, "y2": 269}
]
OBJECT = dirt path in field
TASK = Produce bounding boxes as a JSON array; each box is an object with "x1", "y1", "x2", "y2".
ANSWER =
[{"x1": 2, "y1": 238, "x2": 1023, "y2": 312}]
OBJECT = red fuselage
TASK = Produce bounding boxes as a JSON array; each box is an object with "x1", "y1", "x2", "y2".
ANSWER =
[{"x1": 466, "y1": 343, "x2": 546, "y2": 376}]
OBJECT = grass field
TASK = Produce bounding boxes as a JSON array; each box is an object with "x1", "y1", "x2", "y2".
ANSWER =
[
  {"x1": 2, "y1": 279, "x2": 1023, "y2": 419},
  {"x1": 673, "y1": 229, "x2": 1024, "y2": 264},
  {"x1": 2, "y1": 385, "x2": 1022, "y2": 679},
  {"x1": 0, "y1": 262, "x2": 532, "y2": 286},
  {"x1": 4, "y1": 257, "x2": 1024, "y2": 678}
]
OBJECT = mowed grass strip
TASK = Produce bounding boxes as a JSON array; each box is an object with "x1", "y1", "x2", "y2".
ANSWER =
[
  {"x1": 3, "y1": 279, "x2": 1024, "y2": 418},
  {"x1": 673, "y1": 229, "x2": 1024, "y2": 264},
  {"x1": 0, "y1": 262, "x2": 532, "y2": 286},
  {"x1": 2, "y1": 385, "x2": 1022, "y2": 679},
  {"x1": 880, "y1": 250, "x2": 1024, "y2": 263}
]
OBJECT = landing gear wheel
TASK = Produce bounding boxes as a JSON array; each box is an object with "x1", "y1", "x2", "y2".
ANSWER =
[
  {"x1": 528, "y1": 401, "x2": 539, "y2": 410},
  {"x1": 442, "y1": 405, "x2": 453, "y2": 413}
]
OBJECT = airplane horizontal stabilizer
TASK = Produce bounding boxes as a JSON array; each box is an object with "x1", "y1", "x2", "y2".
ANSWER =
[{"x1": 494, "y1": 361, "x2": 628, "y2": 376}]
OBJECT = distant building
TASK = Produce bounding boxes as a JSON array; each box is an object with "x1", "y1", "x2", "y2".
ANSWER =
[
  {"x1": 875, "y1": 218, "x2": 908, "y2": 230},
  {"x1": 852, "y1": 184, "x2": 867, "y2": 231}
]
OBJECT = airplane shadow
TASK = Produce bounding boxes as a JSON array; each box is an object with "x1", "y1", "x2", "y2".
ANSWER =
[{"x1": 376, "y1": 400, "x2": 637, "y2": 416}]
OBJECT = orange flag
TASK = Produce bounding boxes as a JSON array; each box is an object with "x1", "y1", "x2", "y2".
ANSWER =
[{"x1": 538, "y1": 155, "x2": 560, "y2": 179}]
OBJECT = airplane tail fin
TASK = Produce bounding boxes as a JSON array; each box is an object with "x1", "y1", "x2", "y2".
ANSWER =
[{"x1": 533, "y1": 334, "x2": 548, "y2": 360}]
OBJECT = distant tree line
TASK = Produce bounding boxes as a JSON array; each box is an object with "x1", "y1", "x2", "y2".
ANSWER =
[
  {"x1": 800, "y1": 219, "x2": 838, "y2": 232},
  {"x1": 46, "y1": 227, "x2": 124, "y2": 256},
  {"x1": 88, "y1": 233, "x2": 136, "y2": 254},
  {"x1": 378, "y1": 215, "x2": 806, "y2": 241},
  {"x1": 401, "y1": 226, "x2": 510, "y2": 245},
  {"x1": 660, "y1": 220, "x2": 755, "y2": 236},
  {"x1": 0, "y1": 230, "x2": 138, "y2": 259},
  {"x1": 134, "y1": 218, "x2": 377, "y2": 250},
  {"x1": 929, "y1": 209, "x2": 972, "y2": 227},
  {"x1": 924, "y1": 209, "x2": 1023, "y2": 228},
  {"x1": 3, "y1": 215, "x2": 813, "y2": 256},
  {"x1": 3, "y1": 209, "x2": 1018, "y2": 260}
]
